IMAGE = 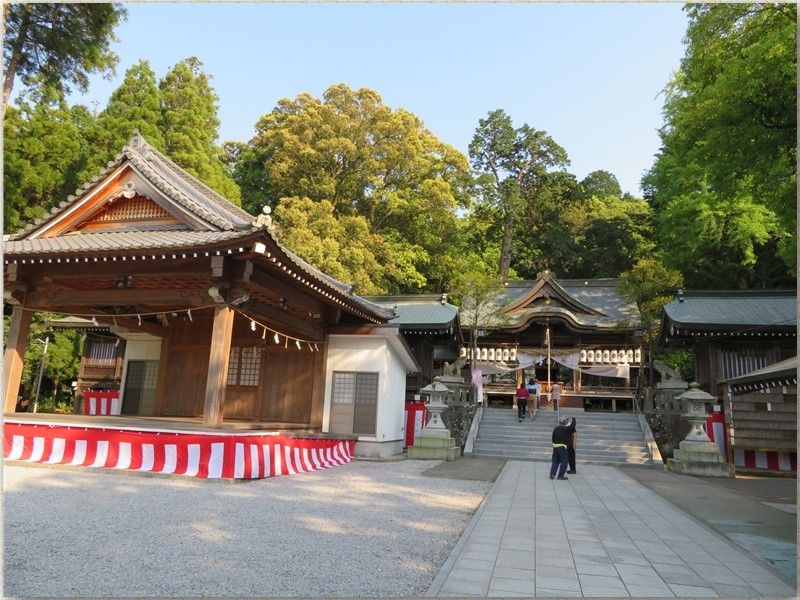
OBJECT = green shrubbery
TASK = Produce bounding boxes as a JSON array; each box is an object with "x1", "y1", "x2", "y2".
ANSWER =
[{"x1": 646, "y1": 408, "x2": 691, "y2": 459}]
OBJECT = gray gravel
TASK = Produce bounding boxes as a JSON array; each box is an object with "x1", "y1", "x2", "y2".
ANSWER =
[{"x1": 3, "y1": 460, "x2": 489, "y2": 597}]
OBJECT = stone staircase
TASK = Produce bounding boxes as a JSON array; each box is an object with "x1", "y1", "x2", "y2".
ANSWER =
[{"x1": 470, "y1": 407, "x2": 653, "y2": 466}]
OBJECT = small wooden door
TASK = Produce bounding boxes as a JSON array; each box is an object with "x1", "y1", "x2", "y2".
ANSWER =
[
  {"x1": 122, "y1": 360, "x2": 146, "y2": 415},
  {"x1": 329, "y1": 371, "x2": 378, "y2": 435}
]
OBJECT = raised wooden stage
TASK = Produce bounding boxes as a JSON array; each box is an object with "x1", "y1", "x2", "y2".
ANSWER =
[{"x1": 3, "y1": 414, "x2": 355, "y2": 480}]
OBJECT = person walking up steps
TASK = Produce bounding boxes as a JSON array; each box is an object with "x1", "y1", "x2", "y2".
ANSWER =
[
  {"x1": 566, "y1": 417, "x2": 578, "y2": 474},
  {"x1": 550, "y1": 417, "x2": 571, "y2": 479},
  {"x1": 515, "y1": 383, "x2": 530, "y2": 422}
]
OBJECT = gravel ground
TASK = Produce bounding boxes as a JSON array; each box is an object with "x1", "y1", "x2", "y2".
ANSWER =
[{"x1": 3, "y1": 460, "x2": 490, "y2": 597}]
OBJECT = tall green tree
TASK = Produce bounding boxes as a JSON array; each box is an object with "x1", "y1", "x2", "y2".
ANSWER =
[
  {"x1": 574, "y1": 169, "x2": 622, "y2": 200},
  {"x1": 643, "y1": 3, "x2": 796, "y2": 288},
  {"x1": 3, "y1": 86, "x2": 84, "y2": 232},
  {"x1": 469, "y1": 109, "x2": 569, "y2": 279},
  {"x1": 3, "y1": 3, "x2": 126, "y2": 109},
  {"x1": 80, "y1": 59, "x2": 164, "y2": 180},
  {"x1": 159, "y1": 57, "x2": 241, "y2": 204},
  {"x1": 618, "y1": 258, "x2": 684, "y2": 388},
  {"x1": 233, "y1": 83, "x2": 473, "y2": 293}
]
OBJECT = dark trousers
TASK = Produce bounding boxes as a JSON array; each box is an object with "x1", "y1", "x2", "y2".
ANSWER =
[
  {"x1": 517, "y1": 399, "x2": 527, "y2": 419},
  {"x1": 550, "y1": 447, "x2": 568, "y2": 478},
  {"x1": 568, "y1": 445, "x2": 576, "y2": 472}
]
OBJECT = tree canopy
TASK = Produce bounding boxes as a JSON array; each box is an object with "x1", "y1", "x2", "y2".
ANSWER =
[
  {"x1": 3, "y1": 3, "x2": 126, "y2": 108},
  {"x1": 469, "y1": 109, "x2": 570, "y2": 279},
  {"x1": 233, "y1": 83, "x2": 473, "y2": 293},
  {"x1": 643, "y1": 3, "x2": 796, "y2": 288}
]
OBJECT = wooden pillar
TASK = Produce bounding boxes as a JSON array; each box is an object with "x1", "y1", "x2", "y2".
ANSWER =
[
  {"x1": 153, "y1": 333, "x2": 171, "y2": 416},
  {"x1": 202, "y1": 305, "x2": 234, "y2": 427},
  {"x1": 309, "y1": 336, "x2": 329, "y2": 429},
  {"x1": 3, "y1": 305, "x2": 32, "y2": 413}
]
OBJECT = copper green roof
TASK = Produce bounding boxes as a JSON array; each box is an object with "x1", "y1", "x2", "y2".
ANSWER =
[
  {"x1": 363, "y1": 295, "x2": 458, "y2": 329},
  {"x1": 663, "y1": 292, "x2": 796, "y2": 330}
]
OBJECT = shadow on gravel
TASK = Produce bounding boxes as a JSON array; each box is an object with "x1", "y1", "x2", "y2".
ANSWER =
[{"x1": 421, "y1": 457, "x2": 505, "y2": 482}]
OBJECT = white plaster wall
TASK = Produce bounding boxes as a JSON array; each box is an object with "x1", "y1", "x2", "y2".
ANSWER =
[{"x1": 324, "y1": 335, "x2": 408, "y2": 457}]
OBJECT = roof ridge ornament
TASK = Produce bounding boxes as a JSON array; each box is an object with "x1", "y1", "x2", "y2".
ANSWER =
[
  {"x1": 252, "y1": 205, "x2": 274, "y2": 231},
  {"x1": 130, "y1": 129, "x2": 146, "y2": 149}
]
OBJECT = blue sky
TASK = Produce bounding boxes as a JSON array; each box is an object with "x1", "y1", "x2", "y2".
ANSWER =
[{"x1": 68, "y1": 2, "x2": 689, "y2": 196}]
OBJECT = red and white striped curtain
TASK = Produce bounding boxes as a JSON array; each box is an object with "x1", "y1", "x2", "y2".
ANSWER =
[{"x1": 4, "y1": 423, "x2": 354, "y2": 479}]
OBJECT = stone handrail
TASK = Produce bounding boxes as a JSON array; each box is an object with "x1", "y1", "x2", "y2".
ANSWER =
[
  {"x1": 637, "y1": 413, "x2": 664, "y2": 468},
  {"x1": 463, "y1": 403, "x2": 483, "y2": 456}
]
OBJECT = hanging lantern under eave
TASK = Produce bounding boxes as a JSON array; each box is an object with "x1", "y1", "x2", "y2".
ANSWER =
[
  {"x1": 619, "y1": 349, "x2": 628, "y2": 364},
  {"x1": 627, "y1": 349, "x2": 634, "y2": 363},
  {"x1": 488, "y1": 348, "x2": 495, "y2": 361},
  {"x1": 603, "y1": 350, "x2": 610, "y2": 363},
  {"x1": 460, "y1": 347, "x2": 466, "y2": 358},
  {"x1": 634, "y1": 348, "x2": 642, "y2": 363},
  {"x1": 502, "y1": 348, "x2": 510, "y2": 361},
  {"x1": 509, "y1": 347, "x2": 517, "y2": 361},
  {"x1": 611, "y1": 350, "x2": 618, "y2": 363},
  {"x1": 480, "y1": 347, "x2": 488, "y2": 361},
  {"x1": 587, "y1": 350, "x2": 594, "y2": 363},
  {"x1": 580, "y1": 349, "x2": 587, "y2": 363}
]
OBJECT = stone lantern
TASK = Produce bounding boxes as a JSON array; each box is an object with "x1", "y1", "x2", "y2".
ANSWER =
[
  {"x1": 407, "y1": 381, "x2": 459, "y2": 461},
  {"x1": 420, "y1": 381, "x2": 451, "y2": 437},
  {"x1": 667, "y1": 382, "x2": 734, "y2": 477}
]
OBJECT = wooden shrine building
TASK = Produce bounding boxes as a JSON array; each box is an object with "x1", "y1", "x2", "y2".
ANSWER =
[
  {"x1": 467, "y1": 273, "x2": 643, "y2": 411},
  {"x1": 3, "y1": 133, "x2": 415, "y2": 449}
]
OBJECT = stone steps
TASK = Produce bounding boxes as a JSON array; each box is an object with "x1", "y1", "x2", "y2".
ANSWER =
[{"x1": 471, "y1": 407, "x2": 653, "y2": 466}]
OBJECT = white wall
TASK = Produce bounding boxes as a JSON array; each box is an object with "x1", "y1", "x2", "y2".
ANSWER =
[{"x1": 324, "y1": 334, "x2": 408, "y2": 457}]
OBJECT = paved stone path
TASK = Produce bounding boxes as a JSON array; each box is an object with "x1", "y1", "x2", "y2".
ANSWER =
[{"x1": 428, "y1": 461, "x2": 796, "y2": 598}]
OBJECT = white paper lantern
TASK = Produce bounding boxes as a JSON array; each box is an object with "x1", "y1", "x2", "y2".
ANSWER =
[
  {"x1": 603, "y1": 350, "x2": 610, "y2": 363},
  {"x1": 634, "y1": 348, "x2": 642, "y2": 363},
  {"x1": 627, "y1": 349, "x2": 634, "y2": 362},
  {"x1": 502, "y1": 348, "x2": 510, "y2": 361},
  {"x1": 488, "y1": 348, "x2": 495, "y2": 361},
  {"x1": 460, "y1": 347, "x2": 467, "y2": 358},
  {"x1": 480, "y1": 347, "x2": 488, "y2": 361},
  {"x1": 611, "y1": 350, "x2": 618, "y2": 363},
  {"x1": 580, "y1": 349, "x2": 587, "y2": 362},
  {"x1": 509, "y1": 348, "x2": 517, "y2": 361},
  {"x1": 587, "y1": 350, "x2": 595, "y2": 362}
]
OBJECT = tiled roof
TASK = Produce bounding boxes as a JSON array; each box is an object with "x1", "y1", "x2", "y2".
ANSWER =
[
  {"x1": 664, "y1": 294, "x2": 797, "y2": 329},
  {"x1": 3, "y1": 229, "x2": 253, "y2": 255},
  {"x1": 363, "y1": 295, "x2": 458, "y2": 328},
  {"x1": 726, "y1": 356, "x2": 797, "y2": 385},
  {"x1": 497, "y1": 278, "x2": 637, "y2": 327},
  {"x1": 9, "y1": 132, "x2": 253, "y2": 239}
]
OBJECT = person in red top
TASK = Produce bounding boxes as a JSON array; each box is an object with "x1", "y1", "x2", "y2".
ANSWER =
[{"x1": 515, "y1": 383, "x2": 530, "y2": 422}]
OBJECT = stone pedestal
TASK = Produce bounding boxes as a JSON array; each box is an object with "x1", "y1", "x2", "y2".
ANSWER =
[
  {"x1": 407, "y1": 433, "x2": 460, "y2": 461},
  {"x1": 667, "y1": 440, "x2": 735, "y2": 477}
]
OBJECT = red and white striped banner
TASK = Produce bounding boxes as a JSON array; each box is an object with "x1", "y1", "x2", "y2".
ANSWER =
[
  {"x1": 3, "y1": 422, "x2": 354, "y2": 479},
  {"x1": 733, "y1": 448, "x2": 796, "y2": 472},
  {"x1": 83, "y1": 391, "x2": 121, "y2": 416}
]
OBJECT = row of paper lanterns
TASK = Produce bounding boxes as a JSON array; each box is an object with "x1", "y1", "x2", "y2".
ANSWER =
[
  {"x1": 581, "y1": 348, "x2": 641, "y2": 364},
  {"x1": 459, "y1": 346, "x2": 518, "y2": 362}
]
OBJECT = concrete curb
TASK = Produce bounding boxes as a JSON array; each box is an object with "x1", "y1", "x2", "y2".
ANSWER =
[{"x1": 424, "y1": 461, "x2": 510, "y2": 597}]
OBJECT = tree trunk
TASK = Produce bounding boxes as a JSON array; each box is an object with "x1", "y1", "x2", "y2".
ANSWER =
[
  {"x1": 3, "y1": 5, "x2": 32, "y2": 111},
  {"x1": 498, "y1": 209, "x2": 514, "y2": 279}
]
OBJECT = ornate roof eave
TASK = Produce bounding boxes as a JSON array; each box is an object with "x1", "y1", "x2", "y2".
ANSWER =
[
  {"x1": 247, "y1": 225, "x2": 394, "y2": 324},
  {"x1": 502, "y1": 272, "x2": 604, "y2": 317},
  {"x1": 501, "y1": 306, "x2": 631, "y2": 334}
]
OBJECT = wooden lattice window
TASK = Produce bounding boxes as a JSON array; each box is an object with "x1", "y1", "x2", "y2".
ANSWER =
[
  {"x1": 95, "y1": 196, "x2": 172, "y2": 222},
  {"x1": 227, "y1": 346, "x2": 262, "y2": 387}
]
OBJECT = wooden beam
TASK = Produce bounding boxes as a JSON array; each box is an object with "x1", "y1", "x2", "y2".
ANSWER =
[
  {"x1": 202, "y1": 305, "x2": 234, "y2": 427},
  {"x1": 246, "y1": 266, "x2": 326, "y2": 315},
  {"x1": 25, "y1": 258, "x2": 211, "y2": 281},
  {"x1": 327, "y1": 325, "x2": 377, "y2": 335},
  {"x1": 245, "y1": 299, "x2": 324, "y2": 340},
  {"x1": 3, "y1": 305, "x2": 32, "y2": 412},
  {"x1": 25, "y1": 288, "x2": 212, "y2": 309}
]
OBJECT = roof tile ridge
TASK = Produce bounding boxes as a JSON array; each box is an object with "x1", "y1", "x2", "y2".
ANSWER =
[
  {"x1": 8, "y1": 149, "x2": 130, "y2": 241},
  {"x1": 270, "y1": 235, "x2": 395, "y2": 321},
  {"x1": 124, "y1": 145, "x2": 233, "y2": 231},
  {"x1": 140, "y1": 140, "x2": 254, "y2": 223}
]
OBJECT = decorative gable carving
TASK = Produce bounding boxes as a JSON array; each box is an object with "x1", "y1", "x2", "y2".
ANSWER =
[
  {"x1": 73, "y1": 194, "x2": 182, "y2": 232},
  {"x1": 502, "y1": 272, "x2": 603, "y2": 317}
]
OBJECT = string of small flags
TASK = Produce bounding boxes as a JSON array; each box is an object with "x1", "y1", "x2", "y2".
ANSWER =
[{"x1": 231, "y1": 307, "x2": 322, "y2": 351}]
